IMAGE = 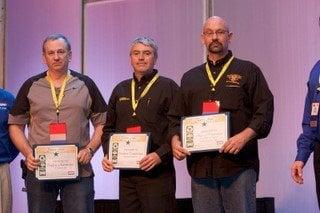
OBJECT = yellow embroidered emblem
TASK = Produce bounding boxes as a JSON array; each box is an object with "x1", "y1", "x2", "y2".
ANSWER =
[
  {"x1": 226, "y1": 74, "x2": 242, "y2": 85},
  {"x1": 119, "y1": 97, "x2": 130, "y2": 101}
]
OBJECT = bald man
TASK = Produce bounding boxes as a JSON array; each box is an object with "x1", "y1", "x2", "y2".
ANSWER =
[{"x1": 169, "y1": 16, "x2": 274, "y2": 212}]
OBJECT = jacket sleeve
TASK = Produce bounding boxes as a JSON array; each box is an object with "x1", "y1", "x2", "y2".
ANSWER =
[
  {"x1": 247, "y1": 64, "x2": 274, "y2": 139},
  {"x1": 155, "y1": 80, "x2": 179, "y2": 162},
  {"x1": 295, "y1": 61, "x2": 320, "y2": 163},
  {"x1": 168, "y1": 74, "x2": 190, "y2": 140},
  {"x1": 101, "y1": 88, "x2": 118, "y2": 155}
]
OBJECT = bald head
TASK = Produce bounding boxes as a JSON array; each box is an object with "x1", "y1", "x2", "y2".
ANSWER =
[
  {"x1": 203, "y1": 16, "x2": 230, "y2": 33},
  {"x1": 201, "y1": 16, "x2": 233, "y2": 61}
]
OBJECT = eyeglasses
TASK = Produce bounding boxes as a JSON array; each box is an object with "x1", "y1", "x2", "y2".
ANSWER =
[{"x1": 203, "y1": 30, "x2": 229, "y2": 37}]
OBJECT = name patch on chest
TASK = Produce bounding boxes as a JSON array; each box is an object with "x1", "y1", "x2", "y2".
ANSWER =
[
  {"x1": 226, "y1": 74, "x2": 242, "y2": 87},
  {"x1": 119, "y1": 97, "x2": 130, "y2": 102}
]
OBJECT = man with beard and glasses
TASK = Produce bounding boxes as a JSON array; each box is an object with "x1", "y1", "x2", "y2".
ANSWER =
[{"x1": 169, "y1": 16, "x2": 274, "y2": 213}]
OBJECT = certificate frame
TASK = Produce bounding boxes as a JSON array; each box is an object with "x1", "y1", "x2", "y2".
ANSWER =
[
  {"x1": 181, "y1": 112, "x2": 230, "y2": 153},
  {"x1": 33, "y1": 144, "x2": 79, "y2": 181},
  {"x1": 108, "y1": 133, "x2": 150, "y2": 169}
]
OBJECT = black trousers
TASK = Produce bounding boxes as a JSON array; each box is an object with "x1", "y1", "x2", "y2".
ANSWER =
[
  {"x1": 119, "y1": 172, "x2": 176, "y2": 213},
  {"x1": 314, "y1": 142, "x2": 320, "y2": 209}
]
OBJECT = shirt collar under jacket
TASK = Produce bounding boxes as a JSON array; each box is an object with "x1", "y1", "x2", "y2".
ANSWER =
[
  {"x1": 133, "y1": 69, "x2": 158, "y2": 86},
  {"x1": 207, "y1": 50, "x2": 233, "y2": 68}
]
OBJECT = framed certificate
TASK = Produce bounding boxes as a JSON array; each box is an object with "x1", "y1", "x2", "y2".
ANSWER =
[
  {"x1": 34, "y1": 144, "x2": 79, "y2": 180},
  {"x1": 181, "y1": 112, "x2": 230, "y2": 152},
  {"x1": 108, "y1": 133, "x2": 150, "y2": 169}
]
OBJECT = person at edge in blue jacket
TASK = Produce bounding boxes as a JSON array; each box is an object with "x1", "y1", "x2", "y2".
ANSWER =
[
  {"x1": 0, "y1": 88, "x2": 18, "y2": 213},
  {"x1": 291, "y1": 60, "x2": 320, "y2": 209}
]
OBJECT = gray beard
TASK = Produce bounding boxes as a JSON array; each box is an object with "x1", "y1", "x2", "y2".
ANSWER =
[{"x1": 208, "y1": 42, "x2": 223, "y2": 54}]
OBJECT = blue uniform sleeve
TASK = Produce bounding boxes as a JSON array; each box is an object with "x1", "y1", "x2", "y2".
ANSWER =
[
  {"x1": 0, "y1": 90, "x2": 19, "y2": 163},
  {"x1": 295, "y1": 61, "x2": 320, "y2": 163}
]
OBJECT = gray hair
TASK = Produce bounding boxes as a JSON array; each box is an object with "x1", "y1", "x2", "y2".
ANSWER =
[
  {"x1": 130, "y1": 36, "x2": 158, "y2": 59},
  {"x1": 42, "y1": 33, "x2": 71, "y2": 53}
]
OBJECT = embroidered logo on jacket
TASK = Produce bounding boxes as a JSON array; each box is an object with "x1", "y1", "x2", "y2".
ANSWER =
[
  {"x1": 226, "y1": 74, "x2": 242, "y2": 87},
  {"x1": 119, "y1": 97, "x2": 130, "y2": 101},
  {"x1": 0, "y1": 102, "x2": 8, "y2": 110}
]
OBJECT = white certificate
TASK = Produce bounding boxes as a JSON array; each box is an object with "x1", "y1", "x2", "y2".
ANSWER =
[
  {"x1": 34, "y1": 144, "x2": 79, "y2": 180},
  {"x1": 182, "y1": 113, "x2": 229, "y2": 152},
  {"x1": 108, "y1": 133, "x2": 149, "y2": 169}
]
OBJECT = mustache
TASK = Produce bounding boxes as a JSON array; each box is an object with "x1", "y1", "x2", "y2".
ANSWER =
[{"x1": 209, "y1": 40, "x2": 222, "y2": 47}]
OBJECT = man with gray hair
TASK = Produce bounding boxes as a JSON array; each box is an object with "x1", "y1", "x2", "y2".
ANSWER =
[
  {"x1": 9, "y1": 33, "x2": 107, "y2": 213},
  {"x1": 102, "y1": 36, "x2": 177, "y2": 212}
]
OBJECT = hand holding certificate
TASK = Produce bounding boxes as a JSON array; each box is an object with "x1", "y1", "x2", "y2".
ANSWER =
[
  {"x1": 108, "y1": 133, "x2": 149, "y2": 169},
  {"x1": 34, "y1": 144, "x2": 79, "y2": 180},
  {"x1": 182, "y1": 112, "x2": 229, "y2": 152}
]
